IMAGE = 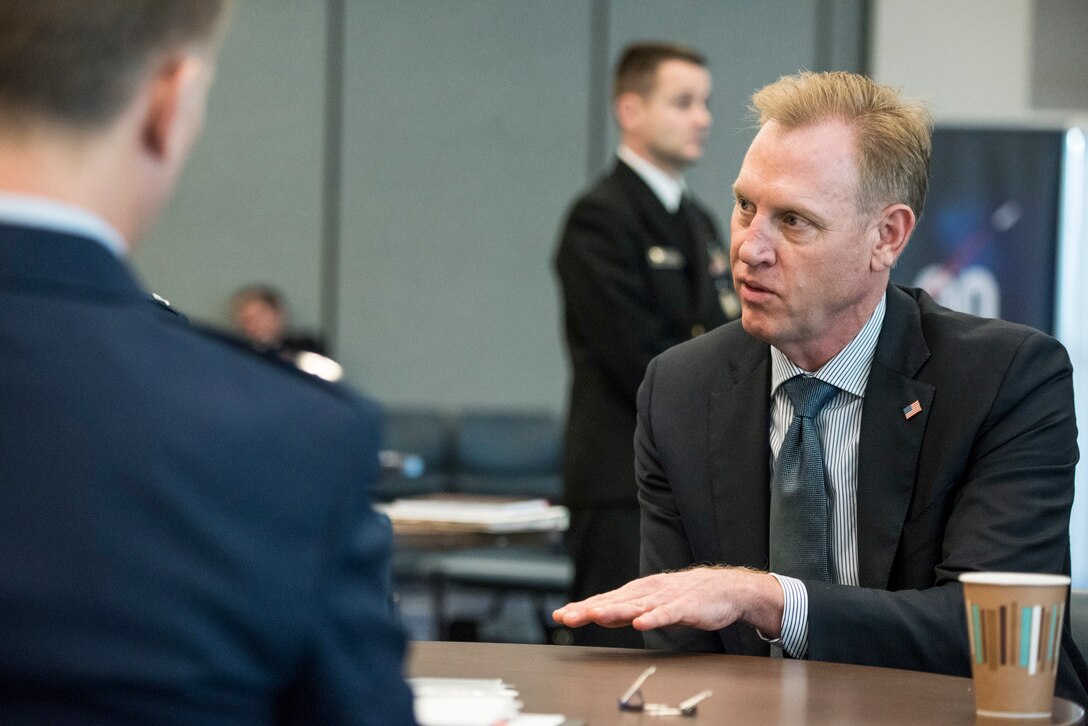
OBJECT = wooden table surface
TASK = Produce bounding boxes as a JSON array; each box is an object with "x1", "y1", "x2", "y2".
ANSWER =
[{"x1": 408, "y1": 640, "x2": 1085, "y2": 725}]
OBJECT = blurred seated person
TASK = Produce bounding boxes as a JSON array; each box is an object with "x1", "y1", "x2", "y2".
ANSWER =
[{"x1": 231, "y1": 285, "x2": 342, "y2": 381}]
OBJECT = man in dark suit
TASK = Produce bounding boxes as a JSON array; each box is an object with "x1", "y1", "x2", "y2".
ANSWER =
[
  {"x1": 554, "y1": 71, "x2": 1088, "y2": 705},
  {"x1": 554, "y1": 41, "x2": 736, "y2": 647},
  {"x1": 0, "y1": 2, "x2": 415, "y2": 723}
]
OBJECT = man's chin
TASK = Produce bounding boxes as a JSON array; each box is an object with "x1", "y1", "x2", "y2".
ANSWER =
[
  {"x1": 739, "y1": 313, "x2": 774, "y2": 344},
  {"x1": 679, "y1": 151, "x2": 702, "y2": 166},
  {"x1": 660, "y1": 150, "x2": 701, "y2": 171}
]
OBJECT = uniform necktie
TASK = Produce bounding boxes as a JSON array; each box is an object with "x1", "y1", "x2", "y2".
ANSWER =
[{"x1": 769, "y1": 375, "x2": 839, "y2": 582}]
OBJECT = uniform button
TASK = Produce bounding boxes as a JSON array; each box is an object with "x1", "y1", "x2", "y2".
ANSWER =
[{"x1": 691, "y1": 324, "x2": 705, "y2": 337}]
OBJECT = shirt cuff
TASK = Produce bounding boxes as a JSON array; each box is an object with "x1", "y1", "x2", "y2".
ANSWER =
[{"x1": 760, "y1": 574, "x2": 809, "y2": 659}]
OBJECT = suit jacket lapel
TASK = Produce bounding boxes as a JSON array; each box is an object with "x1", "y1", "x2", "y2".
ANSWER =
[
  {"x1": 708, "y1": 333, "x2": 773, "y2": 569},
  {"x1": 683, "y1": 203, "x2": 713, "y2": 324},
  {"x1": 611, "y1": 161, "x2": 679, "y2": 247},
  {"x1": 613, "y1": 161, "x2": 715, "y2": 327},
  {"x1": 707, "y1": 332, "x2": 773, "y2": 655},
  {"x1": 856, "y1": 285, "x2": 934, "y2": 589}
]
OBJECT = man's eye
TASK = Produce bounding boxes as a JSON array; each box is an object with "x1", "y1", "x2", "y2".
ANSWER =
[
  {"x1": 782, "y1": 213, "x2": 803, "y2": 227},
  {"x1": 674, "y1": 95, "x2": 693, "y2": 109}
]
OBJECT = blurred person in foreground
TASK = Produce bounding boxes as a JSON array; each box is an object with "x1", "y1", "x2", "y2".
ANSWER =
[
  {"x1": 554, "y1": 70, "x2": 1088, "y2": 706},
  {"x1": 0, "y1": 1, "x2": 414, "y2": 723},
  {"x1": 553, "y1": 41, "x2": 737, "y2": 647}
]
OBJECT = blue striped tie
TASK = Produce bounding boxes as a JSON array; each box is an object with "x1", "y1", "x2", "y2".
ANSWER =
[{"x1": 769, "y1": 375, "x2": 839, "y2": 582}]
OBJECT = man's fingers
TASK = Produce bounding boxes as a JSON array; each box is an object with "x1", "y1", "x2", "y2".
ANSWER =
[
  {"x1": 585, "y1": 602, "x2": 647, "y2": 626},
  {"x1": 551, "y1": 607, "x2": 588, "y2": 627},
  {"x1": 554, "y1": 601, "x2": 649, "y2": 628},
  {"x1": 553, "y1": 586, "x2": 647, "y2": 621},
  {"x1": 553, "y1": 604, "x2": 609, "y2": 627},
  {"x1": 631, "y1": 603, "x2": 680, "y2": 631},
  {"x1": 553, "y1": 595, "x2": 620, "y2": 622},
  {"x1": 552, "y1": 569, "x2": 749, "y2": 631}
]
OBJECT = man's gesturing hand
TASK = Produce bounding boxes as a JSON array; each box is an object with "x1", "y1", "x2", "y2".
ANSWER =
[{"x1": 552, "y1": 566, "x2": 784, "y2": 637}]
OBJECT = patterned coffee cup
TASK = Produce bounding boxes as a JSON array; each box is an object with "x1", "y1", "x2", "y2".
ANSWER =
[{"x1": 960, "y1": 572, "x2": 1070, "y2": 719}]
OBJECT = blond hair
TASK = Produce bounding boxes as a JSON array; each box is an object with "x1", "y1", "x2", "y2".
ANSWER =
[{"x1": 752, "y1": 71, "x2": 933, "y2": 217}]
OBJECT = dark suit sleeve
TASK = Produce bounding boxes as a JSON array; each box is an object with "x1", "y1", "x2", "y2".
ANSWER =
[
  {"x1": 556, "y1": 196, "x2": 689, "y2": 404},
  {"x1": 807, "y1": 330, "x2": 1085, "y2": 703},
  {"x1": 636, "y1": 357, "x2": 726, "y2": 653},
  {"x1": 280, "y1": 402, "x2": 416, "y2": 725}
]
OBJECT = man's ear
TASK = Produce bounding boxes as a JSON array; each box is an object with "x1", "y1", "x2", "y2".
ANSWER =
[
  {"x1": 870, "y1": 203, "x2": 916, "y2": 272},
  {"x1": 614, "y1": 91, "x2": 644, "y2": 133},
  {"x1": 141, "y1": 54, "x2": 208, "y2": 163}
]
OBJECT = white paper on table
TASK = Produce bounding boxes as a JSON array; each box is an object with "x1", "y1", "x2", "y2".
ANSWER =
[
  {"x1": 509, "y1": 715, "x2": 567, "y2": 725},
  {"x1": 410, "y1": 677, "x2": 569, "y2": 726},
  {"x1": 411, "y1": 677, "x2": 524, "y2": 726},
  {"x1": 378, "y1": 499, "x2": 569, "y2": 532}
]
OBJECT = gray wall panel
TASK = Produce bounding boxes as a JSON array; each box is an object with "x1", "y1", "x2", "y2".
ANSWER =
[
  {"x1": 337, "y1": 1, "x2": 591, "y2": 409},
  {"x1": 130, "y1": 1, "x2": 863, "y2": 414},
  {"x1": 135, "y1": 0, "x2": 328, "y2": 331},
  {"x1": 1030, "y1": 0, "x2": 1088, "y2": 111}
]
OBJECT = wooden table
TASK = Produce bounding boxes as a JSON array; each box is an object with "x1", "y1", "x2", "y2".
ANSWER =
[{"x1": 408, "y1": 641, "x2": 1085, "y2": 725}]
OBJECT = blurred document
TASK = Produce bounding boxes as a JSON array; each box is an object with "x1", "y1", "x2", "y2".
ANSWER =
[
  {"x1": 378, "y1": 496, "x2": 569, "y2": 533},
  {"x1": 409, "y1": 677, "x2": 566, "y2": 726}
]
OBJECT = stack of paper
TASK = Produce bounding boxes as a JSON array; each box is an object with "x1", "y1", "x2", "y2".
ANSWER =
[
  {"x1": 410, "y1": 678, "x2": 566, "y2": 726},
  {"x1": 378, "y1": 496, "x2": 569, "y2": 533}
]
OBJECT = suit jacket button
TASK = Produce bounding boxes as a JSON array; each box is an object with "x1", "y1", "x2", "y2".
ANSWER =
[{"x1": 691, "y1": 324, "x2": 705, "y2": 337}]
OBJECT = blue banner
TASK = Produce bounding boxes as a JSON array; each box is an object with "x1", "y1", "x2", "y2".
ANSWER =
[{"x1": 892, "y1": 128, "x2": 1065, "y2": 334}]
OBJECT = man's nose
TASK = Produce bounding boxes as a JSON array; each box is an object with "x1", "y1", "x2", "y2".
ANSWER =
[
  {"x1": 695, "y1": 104, "x2": 712, "y2": 129},
  {"x1": 735, "y1": 217, "x2": 775, "y2": 266}
]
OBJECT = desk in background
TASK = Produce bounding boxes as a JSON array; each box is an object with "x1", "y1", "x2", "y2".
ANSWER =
[
  {"x1": 408, "y1": 641, "x2": 1085, "y2": 725},
  {"x1": 386, "y1": 496, "x2": 571, "y2": 642},
  {"x1": 384, "y1": 494, "x2": 567, "y2": 551}
]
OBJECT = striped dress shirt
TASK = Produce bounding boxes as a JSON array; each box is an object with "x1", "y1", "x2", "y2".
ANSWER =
[{"x1": 765, "y1": 293, "x2": 886, "y2": 658}]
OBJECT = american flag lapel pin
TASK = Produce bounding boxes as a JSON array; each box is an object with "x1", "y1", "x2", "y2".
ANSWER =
[{"x1": 902, "y1": 400, "x2": 922, "y2": 420}]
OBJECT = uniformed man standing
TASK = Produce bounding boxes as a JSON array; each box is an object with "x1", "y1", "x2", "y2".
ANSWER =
[{"x1": 554, "y1": 41, "x2": 737, "y2": 648}]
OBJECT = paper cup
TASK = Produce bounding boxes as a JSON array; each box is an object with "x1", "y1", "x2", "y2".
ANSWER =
[{"x1": 960, "y1": 572, "x2": 1070, "y2": 719}]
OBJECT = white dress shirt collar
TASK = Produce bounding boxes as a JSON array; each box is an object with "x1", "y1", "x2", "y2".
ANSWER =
[
  {"x1": 616, "y1": 144, "x2": 686, "y2": 213},
  {"x1": 770, "y1": 292, "x2": 887, "y2": 398},
  {"x1": 0, "y1": 192, "x2": 127, "y2": 257}
]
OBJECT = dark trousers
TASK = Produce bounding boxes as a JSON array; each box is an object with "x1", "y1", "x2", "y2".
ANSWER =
[{"x1": 566, "y1": 506, "x2": 644, "y2": 648}]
